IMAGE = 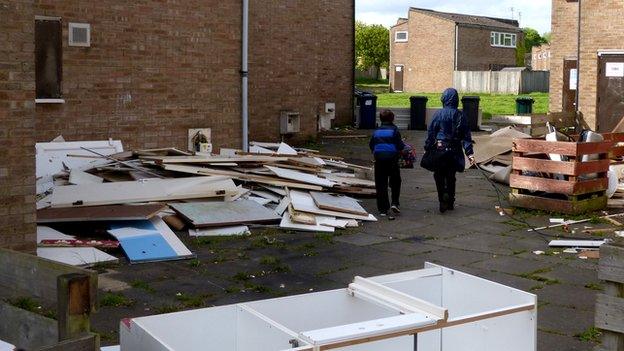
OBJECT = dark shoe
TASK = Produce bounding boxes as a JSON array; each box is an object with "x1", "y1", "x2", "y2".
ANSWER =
[
  {"x1": 388, "y1": 214, "x2": 396, "y2": 221},
  {"x1": 439, "y1": 202, "x2": 448, "y2": 213},
  {"x1": 448, "y1": 202, "x2": 455, "y2": 211},
  {"x1": 391, "y1": 205, "x2": 401, "y2": 214},
  {"x1": 380, "y1": 212, "x2": 388, "y2": 217}
]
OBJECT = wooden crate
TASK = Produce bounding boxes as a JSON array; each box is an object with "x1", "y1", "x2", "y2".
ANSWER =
[
  {"x1": 596, "y1": 244, "x2": 624, "y2": 351},
  {"x1": 601, "y1": 133, "x2": 624, "y2": 160},
  {"x1": 509, "y1": 138, "x2": 612, "y2": 214}
]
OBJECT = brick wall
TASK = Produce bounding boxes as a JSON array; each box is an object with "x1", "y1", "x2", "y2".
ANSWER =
[
  {"x1": 531, "y1": 44, "x2": 551, "y2": 71},
  {"x1": 577, "y1": 0, "x2": 624, "y2": 129},
  {"x1": 457, "y1": 26, "x2": 519, "y2": 71},
  {"x1": 389, "y1": 21, "x2": 409, "y2": 91},
  {"x1": 0, "y1": 1, "x2": 37, "y2": 252},
  {"x1": 249, "y1": 0, "x2": 354, "y2": 142},
  {"x1": 0, "y1": 1, "x2": 354, "y2": 250},
  {"x1": 549, "y1": 0, "x2": 578, "y2": 115},
  {"x1": 389, "y1": 10, "x2": 455, "y2": 93}
]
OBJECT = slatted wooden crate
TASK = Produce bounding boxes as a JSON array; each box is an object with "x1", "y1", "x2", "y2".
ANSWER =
[
  {"x1": 509, "y1": 138, "x2": 612, "y2": 214},
  {"x1": 601, "y1": 133, "x2": 624, "y2": 160},
  {"x1": 595, "y1": 243, "x2": 624, "y2": 351}
]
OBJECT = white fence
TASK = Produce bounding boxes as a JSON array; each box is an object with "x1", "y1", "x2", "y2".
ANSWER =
[{"x1": 453, "y1": 70, "x2": 549, "y2": 94}]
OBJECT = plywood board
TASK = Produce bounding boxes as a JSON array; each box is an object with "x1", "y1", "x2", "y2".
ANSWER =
[
  {"x1": 46, "y1": 176, "x2": 237, "y2": 208},
  {"x1": 189, "y1": 226, "x2": 251, "y2": 237},
  {"x1": 290, "y1": 190, "x2": 377, "y2": 221},
  {"x1": 310, "y1": 192, "x2": 368, "y2": 216},
  {"x1": 277, "y1": 142, "x2": 298, "y2": 155},
  {"x1": 274, "y1": 196, "x2": 290, "y2": 216},
  {"x1": 265, "y1": 166, "x2": 335, "y2": 187},
  {"x1": 279, "y1": 214, "x2": 334, "y2": 233},
  {"x1": 249, "y1": 145, "x2": 274, "y2": 154},
  {"x1": 170, "y1": 200, "x2": 281, "y2": 228},
  {"x1": 37, "y1": 204, "x2": 165, "y2": 223},
  {"x1": 37, "y1": 226, "x2": 76, "y2": 242},
  {"x1": 250, "y1": 190, "x2": 281, "y2": 203},
  {"x1": 144, "y1": 155, "x2": 289, "y2": 164},
  {"x1": 37, "y1": 247, "x2": 118, "y2": 266}
]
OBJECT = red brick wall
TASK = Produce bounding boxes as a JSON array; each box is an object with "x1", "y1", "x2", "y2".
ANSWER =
[
  {"x1": 389, "y1": 10, "x2": 455, "y2": 92},
  {"x1": 0, "y1": 1, "x2": 37, "y2": 252},
  {"x1": 456, "y1": 26, "x2": 519, "y2": 71},
  {"x1": 549, "y1": 0, "x2": 578, "y2": 115},
  {"x1": 0, "y1": 1, "x2": 354, "y2": 250},
  {"x1": 249, "y1": 0, "x2": 354, "y2": 142}
]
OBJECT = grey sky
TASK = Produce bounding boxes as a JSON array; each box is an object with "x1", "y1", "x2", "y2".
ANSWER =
[{"x1": 356, "y1": 0, "x2": 552, "y2": 34}]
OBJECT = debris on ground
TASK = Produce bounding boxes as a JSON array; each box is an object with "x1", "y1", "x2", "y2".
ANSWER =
[{"x1": 34, "y1": 138, "x2": 376, "y2": 266}]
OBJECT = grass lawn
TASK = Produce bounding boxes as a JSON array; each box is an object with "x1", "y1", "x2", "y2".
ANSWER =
[{"x1": 356, "y1": 78, "x2": 550, "y2": 120}]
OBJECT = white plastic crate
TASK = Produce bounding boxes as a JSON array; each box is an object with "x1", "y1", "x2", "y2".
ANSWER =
[{"x1": 120, "y1": 263, "x2": 537, "y2": 351}]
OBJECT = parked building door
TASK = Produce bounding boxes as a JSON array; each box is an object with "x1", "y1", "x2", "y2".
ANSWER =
[
  {"x1": 394, "y1": 65, "x2": 404, "y2": 92},
  {"x1": 597, "y1": 54, "x2": 624, "y2": 131},
  {"x1": 562, "y1": 59, "x2": 577, "y2": 113}
]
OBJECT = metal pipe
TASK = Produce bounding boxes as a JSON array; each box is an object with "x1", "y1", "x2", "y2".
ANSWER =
[{"x1": 241, "y1": 0, "x2": 249, "y2": 152}]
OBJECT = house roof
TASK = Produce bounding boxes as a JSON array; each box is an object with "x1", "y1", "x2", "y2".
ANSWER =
[{"x1": 408, "y1": 7, "x2": 521, "y2": 32}]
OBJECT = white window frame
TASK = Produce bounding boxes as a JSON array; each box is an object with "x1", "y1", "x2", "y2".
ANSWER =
[
  {"x1": 490, "y1": 31, "x2": 517, "y2": 48},
  {"x1": 395, "y1": 31, "x2": 408, "y2": 43},
  {"x1": 68, "y1": 22, "x2": 91, "y2": 47}
]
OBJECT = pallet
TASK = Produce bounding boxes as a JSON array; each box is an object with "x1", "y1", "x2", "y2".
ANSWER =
[
  {"x1": 601, "y1": 133, "x2": 624, "y2": 160},
  {"x1": 509, "y1": 138, "x2": 612, "y2": 214},
  {"x1": 596, "y1": 244, "x2": 624, "y2": 350}
]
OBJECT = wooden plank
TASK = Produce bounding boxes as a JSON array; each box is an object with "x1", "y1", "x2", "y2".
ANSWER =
[
  {"x1": 162, "y1": 164, "x2": 323, "y2": 191},
  {"x1": 37, "y1": 204, "x2": 165, "y2": 223},
  {"x1": 596, "y1": 293, "x2": 624, "y2": 334},
  {"x1": 38, "y1": 333, "x2": 99, "y2": 351},
  {"x1": 170, "y1": 200, "x2": 281, "y2": 228},
  {"x1": 509, "y1": 192, "x2": 607, "y2": 215},
  {"x1": 265, "y1": 166, "x2": 335, "y2": 187},
  {"x1": 57, "y1": 274, "x2": 91, "y2": 341},
  {"x1": 510, "y1": 174, "x2": 607, "y2": 195},
  {"x1": 288, "y1": 204, "x2": 317, "y2": 225},
  {"x1": 512, "y1": 139, "x2": 612, "y2": 156},
  {"x1": 290, "y1": 191, "x2": 376, "y2": 221},
  {"x1": 45, "y1": 177, "x2": 237, "y2": 208},
  {"x1": 0, "y1": 248, "x2": 97, "y2": 310},
  {"x1": 310, "y1": 192, "x2": 368, "y2": 216},
  {"x1": 0, "y1": 301, "x2": 58, "y2": 350},
  {"x1": 599, "y1": 245, "x2": 624, "y2": 284},
  {"x1": 280, "y1": 213, "x2": 334, "y2": 233},
  {"x1": 512, "y1": 157, "x2": 610, "y2": 176},
  {"x1": 68, "y1": 170, "x2": 103, "y2": 185},
  {"x1": 143, "y1": 155, "x2": 289, "y2": 164}
]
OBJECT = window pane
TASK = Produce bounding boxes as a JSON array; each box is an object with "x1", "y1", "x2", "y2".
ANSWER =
[{"x1": 35, "y1": 19, "x2": 62, "y2": 99}]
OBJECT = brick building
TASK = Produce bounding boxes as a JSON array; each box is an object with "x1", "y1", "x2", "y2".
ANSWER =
[
  {"x1": 0, "y1": 1, "x2": 355, "y2": 251},
  {"x1": 389, "y1": 8, "x2": 521, "y2": 93},
  {"x1": 550, "y1": 0, "x2": 624, "y2": 131},
  {"x1": 531, "y1": 44, "x2": 551, "y2": 71}
]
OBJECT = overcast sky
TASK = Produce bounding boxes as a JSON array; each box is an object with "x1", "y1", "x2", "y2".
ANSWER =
[{"x1": 356, "y1": 0, "x2": 552, "y2": 34}]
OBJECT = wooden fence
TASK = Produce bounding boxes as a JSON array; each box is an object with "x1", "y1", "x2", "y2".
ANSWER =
[
  {"x1": 596, "y1": 243, "x2": 624, "y2": 350},
  {"x1": 453, "y1": 70, "x2": 549, "y2": 94}
]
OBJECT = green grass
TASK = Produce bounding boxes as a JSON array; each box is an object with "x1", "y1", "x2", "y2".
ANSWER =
[
  {"x1": 100, "y1": 292, "x2": 134, "y2": 307},
  {"x1": 576, "y1": 327, "x2": 602, "y2": 342},
  {"x1": 376, "y1": 92, "x2": 549, "y2": 120}
]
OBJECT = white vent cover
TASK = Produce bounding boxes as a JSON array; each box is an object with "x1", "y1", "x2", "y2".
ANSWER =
[{"x1": 68, "y1": 23, "x2": 90, "y2": 47}]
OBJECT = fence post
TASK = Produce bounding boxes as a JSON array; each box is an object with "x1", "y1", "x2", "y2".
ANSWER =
[
  {"x1": 596, "y1": 244, "x2": 624, "y2": 350},
  {"x1": 57, "y1": 273, "x2": 92, "y2": 341}
]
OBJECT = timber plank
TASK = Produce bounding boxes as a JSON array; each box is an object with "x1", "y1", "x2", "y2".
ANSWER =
[
  {"x1": 310, "y1": 192, "x2": 368, "y2": 216},
  {"x1": 0, "y1": 301, "x2": 58, "y2": 350},
  {"x1": 513, "y1": 139, "x2": 612, "y2": 156},
  {"x1": 509, "y1": 193, "x2": 607, "y2": 215},
  {"x1": 512, "y1": 157, "x2": 610, "y2": 176},
  {"x1": 599, "y1": 245, "x2": 624, "y2": 284},
  {"x1": 510, "y1": 174, "x2": 607, "y2": 195},
  {"x1": 37, "y1": 204, "x2": 165, "y2": 223},
  {"x1": 596, "y1": 293, "x2": 624, "y2": 334}
]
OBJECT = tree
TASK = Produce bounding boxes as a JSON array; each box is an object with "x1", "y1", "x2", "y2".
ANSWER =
[
  {"x1": 517, "y1": 27, "x2": 548, "y2": 66},
  {"x1": 355, "y1": 21, "x2": 389, "y2": 79}
]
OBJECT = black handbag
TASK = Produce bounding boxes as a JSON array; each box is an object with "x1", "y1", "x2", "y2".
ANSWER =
[{"x1": 420, "y1": 145, "x2": 452, "y2": 172}]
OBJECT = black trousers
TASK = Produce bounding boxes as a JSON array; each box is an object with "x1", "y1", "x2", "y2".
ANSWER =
[
  {"x1": 374, "y1": 159, "x2": 401, "y2": 213},
  {"x1": 434, "y1": 168, "x2": 456, "y2": 204}
]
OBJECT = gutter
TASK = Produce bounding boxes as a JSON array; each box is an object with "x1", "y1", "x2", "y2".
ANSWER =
[{"x1": 241, "y1": 0, "x2": 249, "y2": 152}]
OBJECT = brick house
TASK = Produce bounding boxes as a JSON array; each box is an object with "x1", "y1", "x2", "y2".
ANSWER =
[
  {"x1": 389, "y1": 8, "x2": 522, "y2": 93},
  {"x1": 0, "y1": 1, "x2": 354, "y2": 251},
  {"x1": 549, "y1": 0, "x2": 624, "y2": 131},
  {"x1": 531, "y1": 44, "x2": 551, "y2": 71}
]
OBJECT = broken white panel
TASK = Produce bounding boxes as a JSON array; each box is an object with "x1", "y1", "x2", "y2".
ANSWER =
[
  {"x1": 274, "y1": 196, "x2": 291, "y2": 216},
  {"x1": 276, "y1": 142, "x2": 298, "y2": 155},
  {"x1": 37, "y1": 247, "x2": 118, "y2": 266},
  {"x1": 36, "y1": 139, "x2": 123, "y2": 194},
  {"x1": 260, "y1": 185, "x2": 287, "y2": 196},
  {"x1": 37, "y1": 226, "x2": 76, "y2": 242},
  {"x1": 68, "y1": 169, "x2": 104, "y2": 185},
  {"x1": 250, "y1": 190, "x2": 281, "y2": 203},
  {"x1": 247, "y1": 195, "x2": 272, "y2": 206},
  {"x1": 120, "y1": 263, "x2": 536, "y2": 351},
  {"x1": 0, "y1": 339, "x2": 15, "y2": 351},
  {"x1": 290, "y1": 190, "x2": 376, "y2": 221},
  {"x1": 317, "y1": 217, "x2": 350, "y2": 229},
  {"x1": 266, "y1": 166, "x2": 336, "y2": 188},
  {"x1": 100, "y1": 346, "x2": 120, "y2": 351},
  {"x1": 280, "y1": 214, "x2": 335, "y2": 233},
  {"x1": 249, "y1": 145, "x2": 274, "y2": 154},
  {"x1": 549, "y1": 240, "x2": 607, "y2": 248},
  {"x1": 189, "y1": 226, "x2": 250, "y2": 237}
]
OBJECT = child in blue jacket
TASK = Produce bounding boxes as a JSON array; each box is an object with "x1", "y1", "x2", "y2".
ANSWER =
[{"x1": 369, "y1": 110, "x2": 405, "y2": 219}]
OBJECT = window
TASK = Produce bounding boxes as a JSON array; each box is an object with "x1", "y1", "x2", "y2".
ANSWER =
[
  {"x1": 490, "y1": 32, "x2": 517, "y2": 48},
  {"x1": 395, "y1": 31, "x2": 408, "y2": 43},
  {"x1": 35, "y1": 17, "x2": 63, "y2": 101}
]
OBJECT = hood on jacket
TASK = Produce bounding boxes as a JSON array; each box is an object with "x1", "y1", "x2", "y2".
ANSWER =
[{"x1": 441, "y1": 88, "x2": 459, "y2": 109}]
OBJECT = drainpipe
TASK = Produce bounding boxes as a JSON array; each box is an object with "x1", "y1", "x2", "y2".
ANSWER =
[
  {"x1": 454, "y1": 24, "x2": 458, "y2": 71},
  {"x1": 575, "y1": 0, "x2": 581, "y2": 130},
  {"x1": 241, "y1": 0, "x2": 249, "y2": 152}
]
